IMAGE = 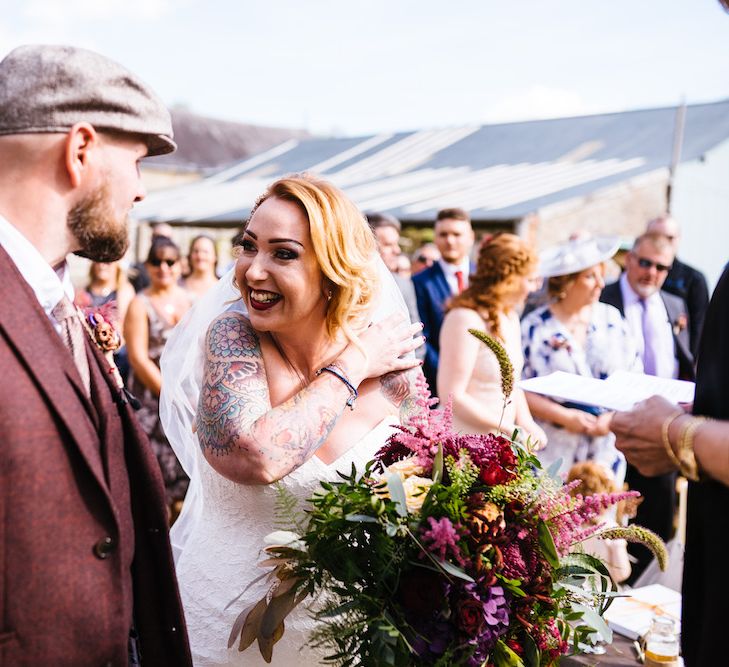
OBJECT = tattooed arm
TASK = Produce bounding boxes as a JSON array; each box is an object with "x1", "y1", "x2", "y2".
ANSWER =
[
  {"x1": 196, "y1": 313, "x2": 353, "y2": 484},
  {"x1": 197, "y1": 311, "x2": 424, "y2": 484}
]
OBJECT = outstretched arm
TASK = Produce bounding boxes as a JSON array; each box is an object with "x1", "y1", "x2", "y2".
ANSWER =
[{"x1": 197, "y1": 312, "x2": 423, "y2": 485}]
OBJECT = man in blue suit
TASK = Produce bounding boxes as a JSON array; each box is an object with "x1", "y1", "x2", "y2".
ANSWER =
[{"x1": 412, "y1": 207, "x2": 475, "y2": 398}]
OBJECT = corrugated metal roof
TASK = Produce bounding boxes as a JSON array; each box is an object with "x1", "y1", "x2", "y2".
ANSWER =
[{"x1": 135, "y1": 99, "x2": 729, "y2": 224}]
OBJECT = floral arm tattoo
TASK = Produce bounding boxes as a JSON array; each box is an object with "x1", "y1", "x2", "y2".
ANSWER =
[
  {"x1": 196, "y1": 314, "x2": 346, "y2": 477},
  {"x1": 380, "y1": 367, "x2": 426, "y2": 424}
]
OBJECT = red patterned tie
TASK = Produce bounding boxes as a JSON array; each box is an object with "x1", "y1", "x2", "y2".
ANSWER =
[
  {"x1": 52, "y1": 296, "x2": 91, "y2": 396},
  {"x1": 455, "y1": 270, "x2": 465, "y2": 294}
]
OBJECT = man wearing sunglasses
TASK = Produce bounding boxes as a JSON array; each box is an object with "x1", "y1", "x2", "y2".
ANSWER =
[
  {"x1": 601, "y1": 231, "x2": 694, "y2": 583},
  {"x1": 647, "y1": 216, "x2": 709, "y2": 357}
]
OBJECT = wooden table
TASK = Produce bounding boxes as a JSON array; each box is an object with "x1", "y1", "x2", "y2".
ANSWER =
[{"x1": 561, "y1": 635, "x2": 641, "y2": 666}]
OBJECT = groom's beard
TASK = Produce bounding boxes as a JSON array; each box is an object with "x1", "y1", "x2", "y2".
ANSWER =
[{"x1": 68, "y1": 184, "x2": 130, "y2": 263}]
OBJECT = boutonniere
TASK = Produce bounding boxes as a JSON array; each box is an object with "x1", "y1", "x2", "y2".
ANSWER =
[
  {"x1": 79, "y1": 304, "x2": 124, "y2": 389},
  {"x1": 673, "y1": 313, "x2": 688, "y2": 336},
  {"x1": 548, "y1": 332, "x2": 572, "y2": 352}
]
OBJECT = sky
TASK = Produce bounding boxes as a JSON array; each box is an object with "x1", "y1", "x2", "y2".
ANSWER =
[{"x1": 2, "y1": 0, "x2": 728, "y2": 137}]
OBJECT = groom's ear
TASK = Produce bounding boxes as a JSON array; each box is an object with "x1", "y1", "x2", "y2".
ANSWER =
[{"x1": 64, "y1": 122, "x2": 100, "y2": 189}]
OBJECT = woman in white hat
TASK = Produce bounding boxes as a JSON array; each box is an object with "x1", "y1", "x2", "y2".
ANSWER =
[{"x1": 521, "y1": 235, "x2": 641, "y2": 485}]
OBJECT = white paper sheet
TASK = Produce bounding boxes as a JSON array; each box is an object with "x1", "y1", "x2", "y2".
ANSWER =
[{"x1": 518, "y1": 371, "x2": 695, "y2": 412}]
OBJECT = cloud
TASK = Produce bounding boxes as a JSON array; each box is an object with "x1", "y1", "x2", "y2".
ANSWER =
[{"x1": 483, "y1": 85, "x2": 602, "y2": 123}]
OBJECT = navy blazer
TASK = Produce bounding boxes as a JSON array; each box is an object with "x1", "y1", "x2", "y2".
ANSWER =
[
  {"x1": 412, "y1": 261, "x2": 474, "y2": 396},
  {"x1": 600, "y1": 280, "x2": 695, "y2": 381}
]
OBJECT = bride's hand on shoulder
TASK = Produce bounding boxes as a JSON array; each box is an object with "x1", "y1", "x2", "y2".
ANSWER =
[{"x1": 340, "y1": 312, "x2": 424, "y2": 381}]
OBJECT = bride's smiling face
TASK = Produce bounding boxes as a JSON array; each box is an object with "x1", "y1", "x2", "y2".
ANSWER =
[{"x1": 236, "y1": 196, "x2": 328, "y2": 334}]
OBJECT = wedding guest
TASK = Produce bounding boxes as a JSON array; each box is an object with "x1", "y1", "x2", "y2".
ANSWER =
[
  {"x1": 600, "y1": 231, "x2": 694, "y2": 582},
  {"x1": 413, "y1": 207, "x2": 475, "y2": 397},
  {"x1": 125, "y1": 237, "x2": 192, "y2": 521},
  {"x1": 0, "y1": 44, "x2": 190, "y2": 664},
  {"x1": 367, "y1": 211, "x2": 420, "y2": 327},
  {"x1": 611, "y1": 264, "x2": 729, "y2": 666},
  {"x1": 411, "y1": 242, "x2": 440, "y2": 275},
  {"x1": 566, "y1": 461, "x2": 631, "y2": 584},
  {"x1": 75, "y1": 259, "x2": 135, "y2": 380},
  {"x1": 521, "y1": 235, "x2": 640, "y2": 487},
  {"x1": 129, "y1": 221, "x2": 175, "y2": 292},
  {"x1": 647, "y1": 215, "x2": 709, "y2": 355},
  {"x1": 438, "y1": 233, "x2": 545, "y2": 444},
  {"x1": 182, "y1": 234, "x2": 219, "y2": 300}
]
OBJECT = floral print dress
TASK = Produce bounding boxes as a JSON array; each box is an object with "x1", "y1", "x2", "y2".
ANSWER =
[{"x1": 521, "y1": 302, "x2": 642, "y2": 484}]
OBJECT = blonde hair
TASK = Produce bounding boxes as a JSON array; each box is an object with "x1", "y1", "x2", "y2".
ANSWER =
[
  {"x1": 448, "y1": 233, "x2": 537, "y2": 340},
  {"x1": 88, "y1": 260, "x2": 129, "y2": 291},
  {"x1": 248, "y1": 174, "x2": 378, "y2": 341}
]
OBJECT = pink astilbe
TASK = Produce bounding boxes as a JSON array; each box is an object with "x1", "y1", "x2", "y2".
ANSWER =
[
  {"x1": 421, "y1": 516, "x2": 465, "y2": 565},
  {"x1": 377, "y1": 396, "x2": 456, "y2": 470},
  {"x1": 535, "y1": 479, "x2": 582, "y2": 522},
  {"x1": 547, "y1": 490, "x2": 640, "y2": 555}
]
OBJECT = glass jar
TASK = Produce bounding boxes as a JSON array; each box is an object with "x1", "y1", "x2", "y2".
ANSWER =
[{"x1": 644, "y1": 614, "x2": 680, "y2": 667}]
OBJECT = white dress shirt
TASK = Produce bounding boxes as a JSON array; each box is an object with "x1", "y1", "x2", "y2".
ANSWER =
[
  {"x1": 0, "y1": 214, "x2": 75, "y2": 334},
  {"x1": 438, "y1": 257, "x2": 471, "y2": 295},
  {"x1": 619, "y1": 273, "x2": 678, "y2": 379}
]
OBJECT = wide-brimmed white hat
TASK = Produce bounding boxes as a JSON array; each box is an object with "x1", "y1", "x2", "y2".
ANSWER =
[{"x1": 538, "y1": 235, "x2": 621, "y2": 278}]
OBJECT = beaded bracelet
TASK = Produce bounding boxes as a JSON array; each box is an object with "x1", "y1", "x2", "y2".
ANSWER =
[
  {"x1": 660, "y1": 411, "x2": 684, "y2": 472},
  {"x1": 316, "y1": 364, "x2": 358, "y2": 411}
]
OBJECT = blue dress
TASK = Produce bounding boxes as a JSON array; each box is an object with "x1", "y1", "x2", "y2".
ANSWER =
[{"x1": 521, "y1": 302, "x2": 641, "y2": 484}]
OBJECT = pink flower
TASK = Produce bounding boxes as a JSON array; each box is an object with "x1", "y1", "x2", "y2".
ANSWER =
[{"x1": 421, "y1": 516, "x2": 464, "y2": 564}]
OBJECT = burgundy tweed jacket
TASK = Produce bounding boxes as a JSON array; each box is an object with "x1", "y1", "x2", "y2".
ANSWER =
[{"x1": 0, "y1": 246, "x2": 191, "y2": 666}]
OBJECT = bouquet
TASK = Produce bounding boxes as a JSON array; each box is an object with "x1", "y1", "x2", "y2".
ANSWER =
[{"x1": 230, "y1": 331, "x2": 666, "y2": 666}]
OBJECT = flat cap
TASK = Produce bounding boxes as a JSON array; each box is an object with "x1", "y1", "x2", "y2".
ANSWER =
[{"x1": 0, "y1": 44, "x2": 175, "y2": 156}]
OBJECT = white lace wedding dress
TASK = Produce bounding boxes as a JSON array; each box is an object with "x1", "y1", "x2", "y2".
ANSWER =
[{"x1": 175, "y1": 417, "x2": 398, "y2": 666}]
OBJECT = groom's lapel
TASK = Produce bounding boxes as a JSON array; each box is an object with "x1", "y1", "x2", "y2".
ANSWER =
[{"x1": 0, "y1": 246, "x2": 108, "y2": 489}]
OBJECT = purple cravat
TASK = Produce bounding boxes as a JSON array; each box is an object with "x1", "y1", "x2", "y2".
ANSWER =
[{"x1": 640, "y1": 298, "x2": 657, "y2": 376}]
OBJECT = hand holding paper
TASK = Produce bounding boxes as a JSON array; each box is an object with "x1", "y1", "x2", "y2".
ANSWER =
[{"x1": 518, "y1": 371, "x2": 695, "y2": 412}]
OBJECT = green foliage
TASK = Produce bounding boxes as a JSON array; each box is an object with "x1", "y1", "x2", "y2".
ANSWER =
[
  {"x1": 272, "y1": 482, "x2": 307, "y2": 533},
  {"x1": 444, "y1": 450, "x2": 479, "y2": 496}
]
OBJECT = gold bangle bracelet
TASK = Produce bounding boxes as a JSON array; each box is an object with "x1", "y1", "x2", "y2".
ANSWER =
[
  {"x1": 676, "y1": 416, "x2": 707, "y2": 482},
  {"x1": 661, "y1": 411, "x2": 684, "y2": 471}
]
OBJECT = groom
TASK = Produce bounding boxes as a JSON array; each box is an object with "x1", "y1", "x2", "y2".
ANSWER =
[{"x1": 0, "y1": 45, "x2": 191, "y2": 664}]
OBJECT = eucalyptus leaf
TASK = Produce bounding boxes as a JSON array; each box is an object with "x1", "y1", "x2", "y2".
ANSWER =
[
  {"x1": 537, "y1": 521, "x2": 560, "y2": 569},
  {"x1": 546, "y1": 458, "x2": 564, "y2": 481},
  {"x1": 436, "y1": 559, "x2": 475, "y2": 583},
  {"x1": 523, "y1": 632, "x2": 540, "y2": 667},
  {"x1": 386, "y1": 473, "x2": 408, "y2": 517},
  {"x1": 572, "y1": 603, "x2": 613, "y2": 643},
  {"x1": 432, "y1": 443, "x2": 444, "y2": 483}
]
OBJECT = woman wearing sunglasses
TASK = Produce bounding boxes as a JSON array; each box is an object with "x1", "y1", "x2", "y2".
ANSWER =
[
  {"x1": 521, "y1": 235, "x2": 642, "y2": 489},
  {"x1": 125, "y1": 236, "x2": 192, "y2": 521}
]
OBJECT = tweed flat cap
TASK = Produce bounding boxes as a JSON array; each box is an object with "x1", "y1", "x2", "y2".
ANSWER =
[{"x1": 0, "y1": 44, "x2": 175, "y2": 156}]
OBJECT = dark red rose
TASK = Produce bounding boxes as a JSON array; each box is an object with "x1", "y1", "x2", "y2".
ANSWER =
[
  {"x1": 456, "y1": 597, "x2": 485, "y2": 634},
  {"x1": 478, "y1": 444, "x2": 518, "y2": 485}
]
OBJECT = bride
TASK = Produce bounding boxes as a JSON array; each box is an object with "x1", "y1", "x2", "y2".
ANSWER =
[{"x1": 160, "y1": 175, "x2": 425, "y2": 665}]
